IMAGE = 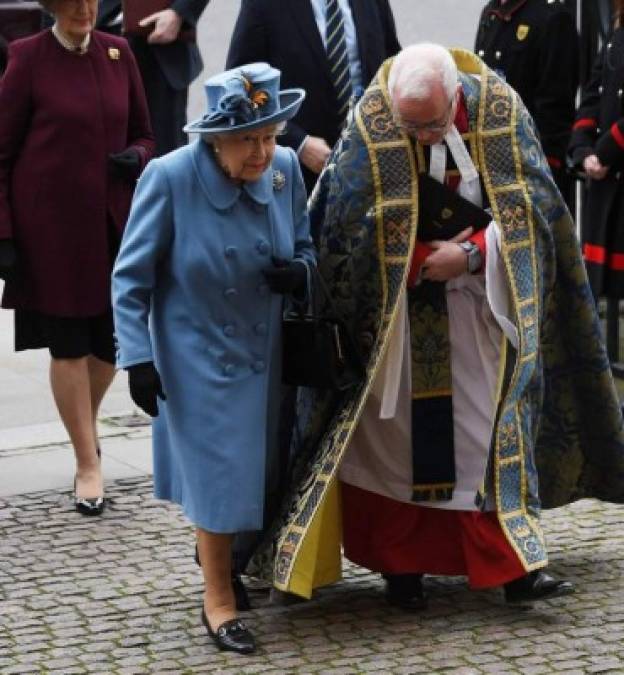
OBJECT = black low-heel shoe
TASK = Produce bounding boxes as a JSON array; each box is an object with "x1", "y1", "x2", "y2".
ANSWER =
[
  {"x1": 73, "y1": 478, "x2": 105, "y2": 517},
  {"x1": 194, "y1": 546, "x2": 252, "y2": 611},
  {"x1": 201, "y1": 610, "x2": 256, "y2": 654}
]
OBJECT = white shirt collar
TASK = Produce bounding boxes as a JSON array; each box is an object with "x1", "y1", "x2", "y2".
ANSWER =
[{"x1": 52, "y1": 24, "x2": 91, "y2": 55}]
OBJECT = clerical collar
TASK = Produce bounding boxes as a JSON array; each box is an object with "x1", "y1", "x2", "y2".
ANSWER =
[{"x1": 52, "y1": 24, "x2": 91, "y2": 54}]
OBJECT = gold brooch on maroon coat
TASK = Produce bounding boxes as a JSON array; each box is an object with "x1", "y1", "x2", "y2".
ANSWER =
[{"x1": 108, "y1": 47, "x2": 120, "y2": 60}]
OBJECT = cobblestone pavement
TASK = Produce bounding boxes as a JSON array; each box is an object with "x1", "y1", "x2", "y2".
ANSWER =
[{"x1": 1, "y1": 478, "x2": 623, "y2": 674}]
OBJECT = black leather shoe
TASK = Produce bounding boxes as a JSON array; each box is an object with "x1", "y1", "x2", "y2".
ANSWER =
[
  {"x1": 504, "y1": 570, "x2": 575, "y2": 604},
  {"x1": 73, "y1": 477, "x2": 105, "y2": 516},
  {"x1": 201, "y1": 610, "x2": 255, "y2": 654},
  {"x1": 194, "y1": 546, "x2": 252, "y2": 611},
  {"x1": 383, "y1": 573, "x2": 428, "y2": 611}
]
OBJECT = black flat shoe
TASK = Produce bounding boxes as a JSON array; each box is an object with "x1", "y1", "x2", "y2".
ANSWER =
[
  {"x1": 383, "y1": 573, "x2": 428, "y2": 612},
  {"x1": 194, "y1": 545, "x2": 252, "y2": 611},
  {"x1": 201, "y1": 610, "x2": 255, "y2": 654},
  {"x1": 504, "y1": 570, "x2": 575, "y2": 604}
]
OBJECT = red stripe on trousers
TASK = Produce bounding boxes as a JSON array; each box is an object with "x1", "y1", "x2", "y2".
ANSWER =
[{"x1": 340, "y1": 482, "x2": 526, "y2": 589}]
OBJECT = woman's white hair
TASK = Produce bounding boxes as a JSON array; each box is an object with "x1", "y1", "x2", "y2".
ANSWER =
[
  {"x1": 387, "y1": 43, "x2": 458, "y2": 103},
  {"x1": 202, "y1": 120, "x2": 287, "y2": 145}
]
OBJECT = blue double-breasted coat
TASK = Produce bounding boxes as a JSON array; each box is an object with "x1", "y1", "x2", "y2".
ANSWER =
[{"x1": 112, "y1": 140, "x2": 314, "y2": 532}]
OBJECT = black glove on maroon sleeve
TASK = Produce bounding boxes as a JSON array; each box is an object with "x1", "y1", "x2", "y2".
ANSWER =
[
  {"x1": 0, "y1": 239, "x2": 18, "y2": 282},
  {"x1": 108, "y1": 148, "x2": 142, "y2": 180}
]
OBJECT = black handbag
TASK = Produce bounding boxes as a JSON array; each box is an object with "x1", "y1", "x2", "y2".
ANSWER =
[{"x1": 281, "y1": 268, "x2": 364, "y2": 390}]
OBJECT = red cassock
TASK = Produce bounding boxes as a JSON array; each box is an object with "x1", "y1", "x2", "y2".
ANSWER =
[
  {"x1": 340, "y1": 96, "x2": 525, "y2": 589},
  {"x1": 0, "y1": 30, "x2": 154, "y2": 316}
]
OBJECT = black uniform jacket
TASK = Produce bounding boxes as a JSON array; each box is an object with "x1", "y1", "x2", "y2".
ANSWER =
[
  {"x1": 226, "y1": 0, "x2": 401, "y2": 193},
  {"x1": 568, "y1": 28, "x2": 624, "y2": 298},
  {"x1": 475, "y1": 0, "x2": 579, "y2": 171}
]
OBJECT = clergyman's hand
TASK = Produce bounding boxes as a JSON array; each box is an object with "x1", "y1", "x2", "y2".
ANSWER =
[
  {"x1": 140, "y1": 9, "x2": 183, "y2": 44},
  {"x1": 421, "y1": 226, "x2": 473, "y2": 282},
  {"x1": 299, "y1": 136, "x2": 332, "y2": 174}
]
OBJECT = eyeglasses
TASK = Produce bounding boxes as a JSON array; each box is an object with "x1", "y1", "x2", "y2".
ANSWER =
[{"x1": 393, "y1": 95, "x2": 456, "y2": 135}]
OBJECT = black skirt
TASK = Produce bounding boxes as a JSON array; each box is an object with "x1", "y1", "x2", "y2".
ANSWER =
[{"x1": 14, "y1": 308, "x2": 116, "y2": 364}]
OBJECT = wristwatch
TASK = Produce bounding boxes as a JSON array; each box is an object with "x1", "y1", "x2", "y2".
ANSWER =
[{"x1": 458, "y1": 241, "x2": 483, "y2": 274}]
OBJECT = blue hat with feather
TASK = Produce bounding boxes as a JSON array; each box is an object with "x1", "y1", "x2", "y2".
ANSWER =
[{"x1": 184, "y1": 62, "x2": 305, "y2": 135}]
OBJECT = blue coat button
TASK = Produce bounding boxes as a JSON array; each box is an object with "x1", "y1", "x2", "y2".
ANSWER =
[
  {"x1": 252, "y1": 360, "x2": 265, "y2": 373},
  {"x1": 223, "y1": 363, "x2": 235, "y2": 376},
  {"x1": 256, "y1": 240, "x2": 270, "y2": 255},
  {"x1": 254, "y1": 322, "x2": 267, "y2": 336},
  {"x1": 224, "y1": 245, "x2": 237, "y2": 258},
  {"x1": 223, "y1": 324, "x2": 236, "y2": 337},
  {"x1": 224, "y1": 287, "x2": 238, "y2": 298}
]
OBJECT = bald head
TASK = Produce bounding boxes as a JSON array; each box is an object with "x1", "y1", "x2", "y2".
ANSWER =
[
  {"x1": 388, "y1": 43, "x2": 458, "y2": 105},
  {"x1": 387, "y1": 43, "x2": 460, "y2": 145}
]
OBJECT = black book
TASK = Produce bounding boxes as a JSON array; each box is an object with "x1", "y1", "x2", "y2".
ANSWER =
[{"x1": 417, "y1": 173, "x2": 491, "y2": 242}]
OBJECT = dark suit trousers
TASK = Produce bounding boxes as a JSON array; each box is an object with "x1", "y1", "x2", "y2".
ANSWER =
[{"x1": 129, "y1": 39, "x2": 188, "y2": 157}]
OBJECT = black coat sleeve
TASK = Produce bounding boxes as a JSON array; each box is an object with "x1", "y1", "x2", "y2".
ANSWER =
[
  {"x1": 568, "y1": 48, "x2": 604, "y2": 168},
  {"x1": 226, "y1": 0, "x2": 307, "y2": 152},
  {"x1": 595, "y1": 117, "x2": 624, "y2": 167},
  {"x1": 474, "y1": 6, "x2": 487, "y2": 52},
  {"x1": 171, "y1": 0, "x2": 209, "y2": 27},
  {"x1": 379, "y1": 0, "x2": 401, "y2": 56},
  {"x1": 226, "y1": 0, "x2": 269, "y2": 70}
]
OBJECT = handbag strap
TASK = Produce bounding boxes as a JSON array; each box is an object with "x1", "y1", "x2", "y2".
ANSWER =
[{"x1": 294, "y1": 265, "x2": 340, "y2": 320}]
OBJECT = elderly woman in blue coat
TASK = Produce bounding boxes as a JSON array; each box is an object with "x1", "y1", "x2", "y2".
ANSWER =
[{"x1": 112, "y1": 63, "x2": 313, "y2": 654}]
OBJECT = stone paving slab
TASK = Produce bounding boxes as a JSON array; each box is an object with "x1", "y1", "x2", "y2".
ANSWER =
[
  {"x1": 1, "y1": 479, "x2": 623, "y2": 674},
  {"x1": 0, "y1": 414, "x2": 150, "y2": 456},
  {"x1": 0, "y1": 415, "x2": 153, "y2": 498}
]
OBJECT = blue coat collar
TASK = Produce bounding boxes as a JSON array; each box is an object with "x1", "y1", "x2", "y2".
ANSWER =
[{"x1": 191, "y1": 139, "x2": 273, "y2": 210}]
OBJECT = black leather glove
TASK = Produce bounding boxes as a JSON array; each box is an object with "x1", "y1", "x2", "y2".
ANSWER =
[
  {"x1": 108, "y1": 148, "x2": 141, "y2": 180},
  {"x1": 0, "y1": 239, "x2": 18, "y2": 282},
  {"x1": 262, "y1": 257, "x2": 307, "y2": 294},
  {"x1": 127, "y1": 362, "x2": 166, "y2": 417}
]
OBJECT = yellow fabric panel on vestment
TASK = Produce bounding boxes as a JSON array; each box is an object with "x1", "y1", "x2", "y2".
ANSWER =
[{"x1": 286, "y1": 479, "x2": 343, "y2": 599}]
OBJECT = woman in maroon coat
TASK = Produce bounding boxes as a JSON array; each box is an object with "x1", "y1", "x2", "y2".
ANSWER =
[{"x1": 0, "y1": 0, "x2": 154, "y2": 514}]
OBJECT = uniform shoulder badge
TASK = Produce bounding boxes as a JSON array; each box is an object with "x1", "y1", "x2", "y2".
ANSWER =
[
  {"x1": 108, "y1": 47, "x2": 120, "y2": 60},
  {"x1": 272, "y1": 170, "x2": 286, "y2": 191},
  {"x1": 516, "y1": 24, "x2": 530, "y2": 41}
]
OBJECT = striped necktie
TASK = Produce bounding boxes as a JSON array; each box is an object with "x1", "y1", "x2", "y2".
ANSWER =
[{"x1": 325, "y1": 0, "x2": 352, "y2": 121}]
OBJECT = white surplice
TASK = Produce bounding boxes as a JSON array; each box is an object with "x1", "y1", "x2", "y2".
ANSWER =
[{"x1": 338, "y1": 126, "x2": 519, "y2": 511}]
